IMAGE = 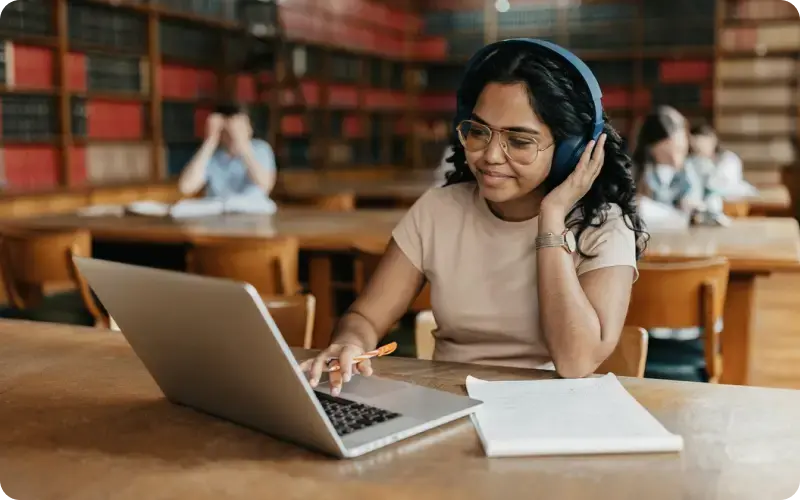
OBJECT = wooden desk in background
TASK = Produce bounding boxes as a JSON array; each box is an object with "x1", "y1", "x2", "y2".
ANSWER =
[
  {"x1": 9, "y1": 210, "x2": 800, "y2": 386},
  {"x1": 723, "y1": 184, "x2": 793, "y2": 217},
  {"x1": 2, "y1": 320, "x2": 800, "y2": 500}
]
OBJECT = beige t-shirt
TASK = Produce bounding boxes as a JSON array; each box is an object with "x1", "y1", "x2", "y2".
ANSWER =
[{"x1": 392, "y1": 183, "x2": 638, "y2": 370}]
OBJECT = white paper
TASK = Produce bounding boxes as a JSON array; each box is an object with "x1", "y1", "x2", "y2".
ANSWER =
[
  {"x1": 465, "y1": 374, "x2": 684, "y2": 458},
  {"x1": 637, "y1": 196, "x2": 690, "y2": 230},
  {"x1": 126, "y1": 200, "x2": 173, "y2": 217},
  {"x1": 168, "y1": 199, "x2": 226, "y2": 218},
  {"x1": 223, "y1": 196, "x2": 277, "y2": 215},
  {"x1": 125, "y1": 199, "x2": 225, "y2": 219}
]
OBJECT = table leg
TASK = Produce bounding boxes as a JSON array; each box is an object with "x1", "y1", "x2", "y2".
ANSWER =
[
  {"x1": 720, "y1": 272, "x2": 757, "y2": 385},
  {"x1": 309, "y1": 254, "x2": 334, "y2": 349}
]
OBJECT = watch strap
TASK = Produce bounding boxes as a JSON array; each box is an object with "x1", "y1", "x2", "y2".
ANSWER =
[{"x1": 535, "y1": 232, "x2": 565, "y2": 250}]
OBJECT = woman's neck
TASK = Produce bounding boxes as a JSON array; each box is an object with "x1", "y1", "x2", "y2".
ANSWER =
[{"x1": 485, "y1": 188, "x2": 546, "y2": 222}]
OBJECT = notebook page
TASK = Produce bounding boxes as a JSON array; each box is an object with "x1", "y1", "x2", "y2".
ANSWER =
[
  {"x1": 466, "y1": 374, "x2": 684, "y2": 457},
  {"x1": 125, "y1": 201, "x2": 171, "y2": 217},
  {"x1": 168, "y1": 199, "x2": 225, "y2": 218}
]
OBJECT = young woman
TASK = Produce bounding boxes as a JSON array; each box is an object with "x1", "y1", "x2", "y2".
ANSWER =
[
  {"x1": 687, "y1": 123, "x2": 756, "y2": 198},
  {"x1": 632, "y1": 106, "x2": 704, "y2": 213},
  {"x1": 302, "y1": 40, "x2": 648, "y2": 394}
]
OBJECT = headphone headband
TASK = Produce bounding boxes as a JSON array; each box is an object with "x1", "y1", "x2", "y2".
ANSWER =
[{"x1": 458, "y1": 38, "x2": 604, "y2": 139}]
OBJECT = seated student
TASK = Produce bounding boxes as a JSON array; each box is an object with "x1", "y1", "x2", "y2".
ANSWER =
[
  {"x1": 302, "y1": 39, "x2": 648, "y2": 394},
  {"x1": 687, "y1": 123, "x2": 756, "y2": 198},
  {"x1": 177, "y1": 104, "x2": 277, "y2": 211},
  {"x1": 632, "y1": 106, "x2": 704, "y2": 213}
]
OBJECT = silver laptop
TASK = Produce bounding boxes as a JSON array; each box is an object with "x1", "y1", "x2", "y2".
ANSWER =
[{"x1": 74, "y1": 257, "x2": 482, "y2": 459}]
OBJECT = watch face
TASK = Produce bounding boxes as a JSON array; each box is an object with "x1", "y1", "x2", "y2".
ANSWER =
[{"x1": 565, "y1": 231, "x2": 577, "y2": 253}]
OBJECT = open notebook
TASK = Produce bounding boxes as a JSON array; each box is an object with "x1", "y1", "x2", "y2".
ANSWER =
[
  {"x1": 125, "y1": 197, "x2": 277, "y2": 219},
  {"x1": 466, "y1": 373, "x2": 684, "y2": 458}
]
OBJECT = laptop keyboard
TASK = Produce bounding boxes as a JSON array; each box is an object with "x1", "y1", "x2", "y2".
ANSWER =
[{"x1": 315, "y1": 391, "x2": 401, "y2": 436}]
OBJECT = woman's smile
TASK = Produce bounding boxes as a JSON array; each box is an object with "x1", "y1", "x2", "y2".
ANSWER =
[{"x1": 477, "y1": 167, "x2": 514, "y2": 187}]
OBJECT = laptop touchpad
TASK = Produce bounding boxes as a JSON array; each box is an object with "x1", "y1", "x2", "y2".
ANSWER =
[{"x1": 339, "y1": 375, "x2": 404, "y2": 399}]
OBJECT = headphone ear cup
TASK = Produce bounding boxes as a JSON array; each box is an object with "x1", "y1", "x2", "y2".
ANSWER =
[{"x1": 549, "y1": 136, "x2": 588, "y2": 186}]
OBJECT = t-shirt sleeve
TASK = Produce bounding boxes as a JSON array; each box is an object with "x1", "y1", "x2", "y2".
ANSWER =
[
  {"x1": 391, "y1": 189, "x2": 435, "y2": 273},
  {"x1": 574, "y1": 206, "x2": 639, "y2": 281},
  {"x1": 253, "y1": 140, "x2": 277, "y2": 173}
]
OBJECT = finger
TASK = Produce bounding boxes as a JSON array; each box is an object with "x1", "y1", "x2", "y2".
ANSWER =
[
  {"x1": 337, "y1": 346, "x2": 359, "y2": 385},
  {"x1": 309, "y1": 351, "x2": 333, "y2": 388},
  {"x1": 589, "y1": 136, "x2": 607, "y2": 180},
  {"x1": 355, "y1": 359, "x2": 373, "y2": 377},
  {"x1": 576, "y1": 140, "x2": 596, "y2": 171},
  {"x1": 591, "y1": 134, "x2": 607, "y2": 164},
  {"x1": 328, "y1": 366, "x2": 343, "y2": 396},
  {"x1": 298, "y1": 358, "x2": 313, "y2": 373}
]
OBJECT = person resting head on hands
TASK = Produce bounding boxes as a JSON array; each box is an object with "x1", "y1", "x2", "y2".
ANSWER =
[
  {"x1": 302, "y1": 39, "x2": 648, "y2": 394},
  {"x1": 177, "y1": 103, "x2": 277, "y2": 207},
  {"x1": 632, "y1": 106, "x2": 705, "y2": 213}
]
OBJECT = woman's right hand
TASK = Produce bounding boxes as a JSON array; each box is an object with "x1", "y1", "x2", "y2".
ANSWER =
[
  {"x1": 299, "y1": 342, "x2": 375, "y2": 396},
  {"x1": 205, "y1": 113, "x2": 225, "y2": 140}
]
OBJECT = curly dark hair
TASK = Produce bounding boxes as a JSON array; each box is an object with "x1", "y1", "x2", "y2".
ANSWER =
[{"x1": 444, "y1": 45, "x2": 649, "y2": 259}]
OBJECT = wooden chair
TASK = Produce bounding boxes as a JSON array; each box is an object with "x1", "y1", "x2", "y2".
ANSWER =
[
  {"x1": 627, "y1": 256, "x2": 730, "y2": 383},
  {"x1": 595, "y1": 327, "x2": 649, "y2": 378},
  {"x1": 0, "y1": 227, "x2": 107, "y2": 327},
  {"x1": 414, "y1": 312, "x2": 649, "y2": 378},
  {"x1": 262, "y1": 294, "x2": 316, "y2": 348},
  {"x1": 722, "y1": 200, "x2": 750, "y2": 218},
  {"x1": 186, "y1": 237, "x2": 300, "y2": 296}
]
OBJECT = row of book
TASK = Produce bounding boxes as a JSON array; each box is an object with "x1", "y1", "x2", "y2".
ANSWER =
[
  {"x1": 0, "y1": 0, "x2": 52, "y2": 36},
  {"x1": 722, "y1": 139, "x2": 796, "y2": 164},
  {"x1": 717, "y1": 114, "x2": 797, "y2": 135},
  {"x1": 721, "y1": 23, "x2": 800, "y2": 52},
  {"x1": 717, "y1": 57, "x2": 797, "y2": 81},
  {"x1": 0, "y1": 144, "x2": 151, "y2": 191},
  {"x1": 716, "y1": 85, "x2": 797, "y2": 108},
  {"x1": 423, "y1": 1, "x2": 715, "y2": 35},
  {"x1": 726, "y1": 0, "x2": 799, "y2": 20}
]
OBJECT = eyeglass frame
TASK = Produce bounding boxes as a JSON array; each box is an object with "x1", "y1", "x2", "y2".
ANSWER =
[{"x1": 455, "y1": 119, "x2": 555, "y2": 164}]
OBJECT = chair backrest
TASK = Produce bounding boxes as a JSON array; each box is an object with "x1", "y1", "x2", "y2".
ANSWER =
[
  {"x1": 414, "y1": 313, "x2": 649, "y2": 378},
  {"x1": 263, "y1": 294, "x2": 316, "y2": 349},
  {"x1": 595, "y1": 326, "x2": 649, "y2": 378},
  {"x1": 0, "y1": 227, "x2": 106, "y2": 325},
  {"x1": 722, "y1": 200, "x2": 750, "y2": 218},
  {"x1": 186, "y1": 237, "x2": 300, "y2": 296},
  {"x1": 277, "y1": 193, "x2": 356, "y2": 212},
  {"x1": 627, "y1": 256, "x2": 730, "y2": 382}
]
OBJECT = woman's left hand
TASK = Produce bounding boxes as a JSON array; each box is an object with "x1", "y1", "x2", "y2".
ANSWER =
[{"x1": 541, "y1": 133, "x2": 607, "y2": 218}]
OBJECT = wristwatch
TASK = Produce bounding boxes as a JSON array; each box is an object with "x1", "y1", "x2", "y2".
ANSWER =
[{"x1": 535, "y1": 229, "x2": 577, "y2": 254}]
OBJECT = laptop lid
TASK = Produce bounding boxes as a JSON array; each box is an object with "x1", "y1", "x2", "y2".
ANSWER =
[{"x1": 73, "y1": 256, "x2": 347, "y2": 457}]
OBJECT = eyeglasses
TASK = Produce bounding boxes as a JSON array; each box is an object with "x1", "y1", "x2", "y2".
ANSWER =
[{"x1": 456, "y1": 120, "x2": 553, "y2": 164}]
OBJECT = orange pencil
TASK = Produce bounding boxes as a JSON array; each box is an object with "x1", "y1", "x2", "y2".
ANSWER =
[{"x1": 325, "y1": 342, "x2": 397, "y2": 372}]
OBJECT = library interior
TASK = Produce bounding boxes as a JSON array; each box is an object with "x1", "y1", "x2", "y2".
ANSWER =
[{"x1": 2, "y1": 0, "x2": 800, "y2": 498}]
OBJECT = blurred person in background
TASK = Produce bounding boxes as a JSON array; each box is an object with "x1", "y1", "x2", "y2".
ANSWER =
[
  {"x1": 687, "y1": 123, "x2": 756, "y2": 198},
  {"x1": 632, "y1": 106, "x2": 705, "y2": 213},
  {"x1": 178, "y1": 103, "x2": 277, "y2": 212}
]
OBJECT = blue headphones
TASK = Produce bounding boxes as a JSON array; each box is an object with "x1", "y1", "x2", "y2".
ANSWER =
[{"x1": 455, "y1": 38, "x2": 605, "y2": 186}]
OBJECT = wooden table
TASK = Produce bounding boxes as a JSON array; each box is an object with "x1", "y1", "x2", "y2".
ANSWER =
[
  {"x1": 2, "y1": 320, "x2": 800, "y2": 500},
  {"x1": 274, "y1": 178, "x2": 436, "y2": 207},
  {"x1": 8, "y1": 210, "x2": 800, "y2": 386},
  {"x1": 725, "y1": 184, "x2": 792, "y2": 217}
]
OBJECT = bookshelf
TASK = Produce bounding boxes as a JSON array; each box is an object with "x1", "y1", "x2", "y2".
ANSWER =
[
  {"x1": 0, "y1": 0, "x2": 440, "y2": 200},
  {"x1": 410, "y1": 0, "x2": 718, "y2": 169},
  {"x1": 714, "y1": 0, "x2": 800, "y2": 187},
  {"x1": 0, "y1": 0, "x2": 796, "y2": 207}
]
